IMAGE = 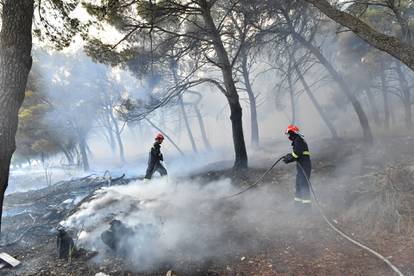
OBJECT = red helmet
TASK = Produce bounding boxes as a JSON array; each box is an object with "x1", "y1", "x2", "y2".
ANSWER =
[
  {"x1": 155, "y1": 133, "x2": 164, "y2": 140},
  {"x1": 285, "y1": 124, "x2": 300, "y2": 135}
]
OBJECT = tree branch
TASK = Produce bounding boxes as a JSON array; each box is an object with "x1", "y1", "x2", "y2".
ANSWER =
[{"x1": 304, "y1": 0, "x2": 414, "y2": 71}]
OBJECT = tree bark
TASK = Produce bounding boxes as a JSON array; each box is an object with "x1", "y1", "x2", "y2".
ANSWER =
[
  {"x1": 241, "y1": 53, "x2": 260, "y2": 147},
  {"x1": 291, "y1": 31, "x2": 373, "y2": 143},
  {"x1": 394, "y1": 62, "x2": 413, "y2": 128},
  {"x1": 227, "y1": 96, "x2": 248, "y2": 169},
  {"x1": 303, "y1": 0, "x2": 414, "y2": 72},
  {"x1": 0, "y1": 0, "x2": 34, "y2": 235},
  {"x1": 200, "y1": 1, "x2": 248, "y2": 169}
]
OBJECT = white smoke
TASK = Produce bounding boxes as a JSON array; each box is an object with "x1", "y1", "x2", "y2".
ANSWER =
[{"x1": 61, "y1": 175, "x2": 300, "y2": 270}]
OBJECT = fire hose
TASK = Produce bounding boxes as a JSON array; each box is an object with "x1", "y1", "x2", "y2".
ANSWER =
[
  {"x1": 226, "y1": 155, "x2": 404, "y2": 276},
  {"x1": 297, "y1": 162, "x2": 404, "y2": 276},
  {"x1": 223, "y1": 156, "x2": 285, "y2": 199}
]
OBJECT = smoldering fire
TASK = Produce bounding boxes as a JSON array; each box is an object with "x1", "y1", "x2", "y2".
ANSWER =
[{"x1": 61, "y1": 176, "x2": 302, "y2": 269}]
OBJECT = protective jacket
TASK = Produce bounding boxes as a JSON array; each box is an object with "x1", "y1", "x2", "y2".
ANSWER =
[
  {"x1": 144, "y1": 142, "x2": 167, "y2": 179},
  {"x1": 284, "y1": 134, "x2": 312, "y2": 204}
]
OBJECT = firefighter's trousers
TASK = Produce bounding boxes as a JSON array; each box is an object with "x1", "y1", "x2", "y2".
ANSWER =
[
  {"x1": 144, "y1": 161, "x2": 167, "y2": 179},
  {"x1": 295, "y1": 159, "x2": 311, "y2": 204}
]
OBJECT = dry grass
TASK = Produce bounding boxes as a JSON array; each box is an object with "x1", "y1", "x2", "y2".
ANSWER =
[{"x1": 344, "y1": 163, "x2": 414, "y2": 238}]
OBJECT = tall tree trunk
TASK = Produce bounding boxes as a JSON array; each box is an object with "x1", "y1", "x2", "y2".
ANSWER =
[
  {"x1": 113, "y1": 125, "x2": 125, "y2": 164},
  {"x1": 227, "y1": 95, "x2": 248, "y2": 169},
  {"x1": 0, "y1": 0, "x2": 34, "y2": 235},
  {"x1": 293, "y1": 58, "x2": 339, "y2": 139},
  {"x1": 395, "y1": 62, "x2": 413, "y2": 128},
  {"x1": 104, "y1": 125, "x2": 116, "y2": 154},
  {"x1": 58, "y1": 144, "x2": 74, "y2": 165},
  {"x1": 291, "y1": 31, "x2": 373, "y2": 143},
  {"x1": 63, "y1": 149, "x2": 74, "y2": 165},
  {"x1": 179, "y1": 96, "x2": 198, "y2": 153},
  {"x1": 186, "y1": 90, "x2": 212, "y2": 150},
  {"x1": 201, "y1": 2, "x2": 248, "y2": 169},
  {"x1": 287, "y1": 60, "x2": 296, "y2": 124},
  {"x1": 102, "y1": 109, "x2": 116, "y2": 153},
  {"x1": 365, "y1": 87, "x2": 381, "y2": 126},
  {"x1": 379, "y1": 60, "x2": 390, "y2": 130},
  {"x1": 109, "y1": 110, "x2": 126, "y2": 163},
  {"x1": 78, "y1": 134, "x2": 90, "y2": 171},
  {"x1": 241, "y1": 53, "x2": 259, "y2": 147},
  {"x1": 194, "y1": 105, "x2": 212, "y2": 150},
  {"x1": 74, "y1": 147, "x2": 81, "y2": 167},
  {"x1": 170, "y1": 59, "x2": 198, "y2": 153}
]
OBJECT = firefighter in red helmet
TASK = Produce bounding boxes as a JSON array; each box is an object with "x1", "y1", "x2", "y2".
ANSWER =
[
  {"x1": 144, "y1": 133, "x2": 167, "y2": 180},
  {"x1": 283, "y1": 125, "x2": 312, "y2": 208}
]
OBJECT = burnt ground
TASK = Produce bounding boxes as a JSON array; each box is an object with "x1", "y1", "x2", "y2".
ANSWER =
[{"x1": 1, "y1": 136, "x2": 414, "y2": 276}]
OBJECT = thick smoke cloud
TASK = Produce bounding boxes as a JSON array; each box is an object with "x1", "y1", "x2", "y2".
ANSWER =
[{"x1": 61, "y1": 176, "x2": 300, "y2": 270}]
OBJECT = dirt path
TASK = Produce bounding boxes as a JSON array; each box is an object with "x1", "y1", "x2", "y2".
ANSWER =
[{"x1": 207, "y1": 222, "x2": 413, "y2": 276}]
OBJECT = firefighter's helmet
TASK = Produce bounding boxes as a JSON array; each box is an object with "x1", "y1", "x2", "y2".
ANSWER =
[
  {"x1": 285, "y1": 124, "x2": 300, "y2": 135},
  {"x1": 155, "y1": 133, "x2": 165, "y2": 140}
]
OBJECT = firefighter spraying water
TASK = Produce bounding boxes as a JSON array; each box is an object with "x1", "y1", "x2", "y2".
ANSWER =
[{"x1": 282, "y1": 125, "x2": 312, "y2": 209}]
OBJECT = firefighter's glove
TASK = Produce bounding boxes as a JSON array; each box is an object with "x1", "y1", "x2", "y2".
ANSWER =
[
  {"x1": 159, "y1": 153, "x2": 163, "y2": 161},
  {"x1": 283, "y1": 153, "x2": 294, "y2": 164}
]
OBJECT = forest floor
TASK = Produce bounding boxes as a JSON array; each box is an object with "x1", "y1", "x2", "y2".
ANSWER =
[{"x1": 1, "y1": 136, "x2": 414, "y2": 276}]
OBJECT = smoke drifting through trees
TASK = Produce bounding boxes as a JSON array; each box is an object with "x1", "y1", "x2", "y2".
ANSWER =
[
  {"x1": 16, "y1": 50, "x2": 130, "y2": 171},
  {"x1": 2, "y1": 0, "x2": 414, "y2": 235},
  {"x1": 48, "y1": 0, "x2": 414, "y2": 167}
]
